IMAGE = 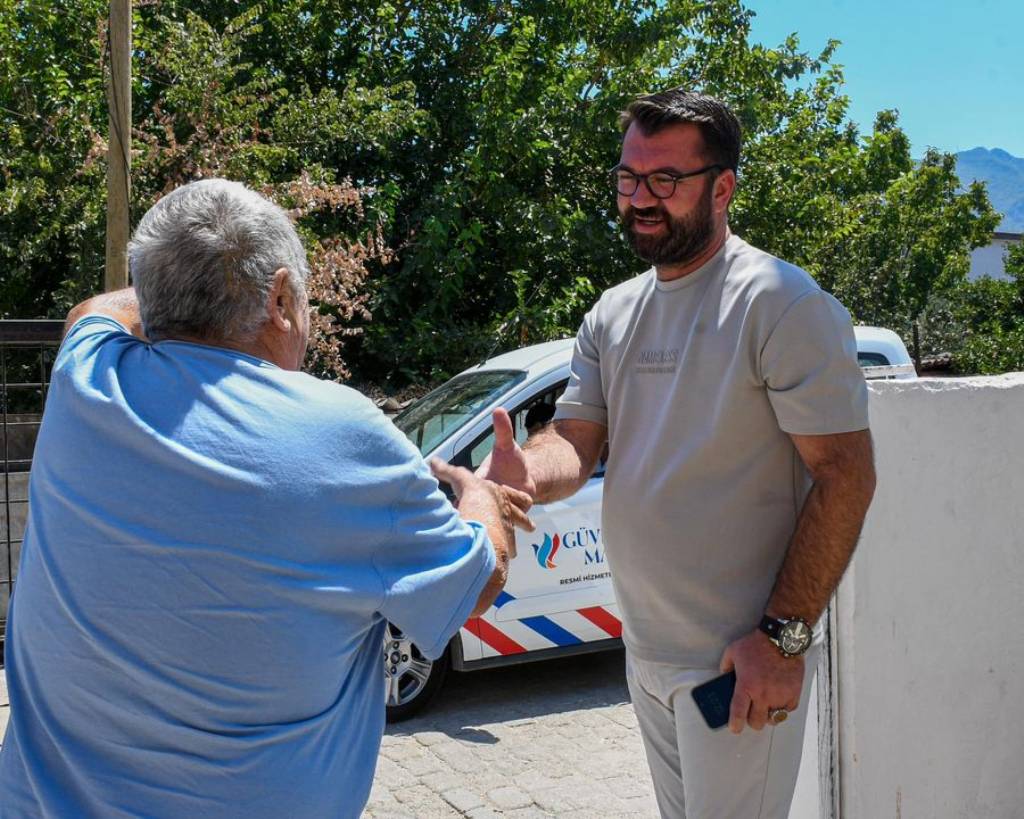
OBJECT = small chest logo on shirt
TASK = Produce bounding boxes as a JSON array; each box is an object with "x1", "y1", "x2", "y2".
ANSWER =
[{"x1": 636, "y1": 348, "x2": 679, "y2": 374}]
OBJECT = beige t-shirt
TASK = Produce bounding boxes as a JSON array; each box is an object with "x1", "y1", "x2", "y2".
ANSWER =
[{"x1": 555, "y1": 234, "x2": 869, "y2": 667}]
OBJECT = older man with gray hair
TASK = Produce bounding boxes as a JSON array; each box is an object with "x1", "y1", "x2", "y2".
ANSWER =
[{"x1": 0, "y1": 179, "x2": 522, "y2": 818}]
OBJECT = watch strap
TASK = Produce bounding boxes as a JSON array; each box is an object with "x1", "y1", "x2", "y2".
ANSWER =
[{"x1": 758, "y1": 615, "x2": 784, "y2": 640}]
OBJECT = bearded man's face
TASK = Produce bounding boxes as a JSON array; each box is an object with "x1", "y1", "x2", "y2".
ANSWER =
[
  {"x1": 616, "y1": 122, "x2": 723, "y2": 268},
  {"x1": 620, "y1": 180, "x2": 714, "y2": 267}
]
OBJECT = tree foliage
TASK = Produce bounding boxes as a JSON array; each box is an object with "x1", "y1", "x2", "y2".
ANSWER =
[
  {"x1": 919, "y1": 242, "x2": 1024, "y2": 374},
  {"x1": 0, "y1": 0, "x2": 1013, "y2": 381},
  {"x1": 0, "y1": 0, "x2": 109, "y2": 316}
]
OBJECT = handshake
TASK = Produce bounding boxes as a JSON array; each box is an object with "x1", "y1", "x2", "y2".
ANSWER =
[
  {"x1": 429, "y1": 408, "x2": 537, "y2": 563},
  {"x1": 425, "y1": 404, "x2": 604, "y2": 619}
]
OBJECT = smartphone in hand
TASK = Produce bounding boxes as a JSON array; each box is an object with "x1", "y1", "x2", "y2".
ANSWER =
[{"x1": 691, "y1": 670, "x2": 737, "y2": 730}]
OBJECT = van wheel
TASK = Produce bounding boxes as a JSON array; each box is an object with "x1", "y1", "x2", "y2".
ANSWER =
[{"x1": 384, "y1": 622, "x2": 449, "y2": 722}]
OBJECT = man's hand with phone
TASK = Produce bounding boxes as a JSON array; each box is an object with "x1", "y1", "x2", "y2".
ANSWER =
[{"x1": 718, "y1": 630, "x2": 804, "y2": 734}]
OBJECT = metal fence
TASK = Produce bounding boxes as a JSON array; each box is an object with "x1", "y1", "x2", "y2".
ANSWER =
[{"x1": 1, "y1": 320, "x2": 63, "y2": 659}]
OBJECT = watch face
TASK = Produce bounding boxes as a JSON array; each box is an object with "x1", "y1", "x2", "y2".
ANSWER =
[{"x1": 779, "y1": 620, "x2": 812, "y2": 655}]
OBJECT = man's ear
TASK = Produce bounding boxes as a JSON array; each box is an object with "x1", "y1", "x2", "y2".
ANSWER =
[
  {"x1": 267, "y1": 267, "x2": 296, "y2": 333},
  {"x1": 713, "y1": 168, "x2": 736, "y2": 215}
]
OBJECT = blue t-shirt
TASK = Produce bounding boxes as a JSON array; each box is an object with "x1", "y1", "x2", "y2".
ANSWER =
[{"x1": 0, "y1": 315, "x2": 494, "y2": 818}]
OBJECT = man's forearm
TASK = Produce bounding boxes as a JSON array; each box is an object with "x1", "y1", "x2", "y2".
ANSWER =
[
  {"x1": 767, "y1": 442, "x2": 876, "y2": 624},
  {"x1": 457, "y1": 486, "x2": 513, "y2": 617},
  {"x1": 522, "y1": 423, "x2": 599, "y2": 504}
]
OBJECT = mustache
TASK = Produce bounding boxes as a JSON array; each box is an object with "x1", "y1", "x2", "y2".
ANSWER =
[{"x1": 624, "y1": 205, "x2": 664, "y2": 220}]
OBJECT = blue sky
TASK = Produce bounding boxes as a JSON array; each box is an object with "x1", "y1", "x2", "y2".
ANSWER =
[{"x1": 746, "y1": 0, "x2": 1024, "y2": 157}]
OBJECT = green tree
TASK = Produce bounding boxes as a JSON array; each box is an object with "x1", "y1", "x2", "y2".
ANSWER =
[
  {"x1": 130, "y1": 7, "x2": 414, "y2": 379},
  {"x1": 0, "y1": 0, "x2": 1010, "y2": 383},
  {"x1": 0, "y1": 0, "x2": 109, "y2": 317},
  {"x1": 2, "y1": 3, "x2": 408, "y2": 379},
  {"x1": 827, "y1": 147, "x2": 998, "y2": 334},
  {"x1": 919, "y1": 242, "x2": 1024, "y2": 374}
]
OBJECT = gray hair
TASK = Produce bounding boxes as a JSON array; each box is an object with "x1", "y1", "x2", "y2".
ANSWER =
[{"x1": 129, "y1": 179, "x2": 309, "y2": 342}]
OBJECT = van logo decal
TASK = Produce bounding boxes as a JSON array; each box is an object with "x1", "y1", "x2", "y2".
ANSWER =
[{"x1": 532, "y1": 533, "x2": 560, "y2": 569}]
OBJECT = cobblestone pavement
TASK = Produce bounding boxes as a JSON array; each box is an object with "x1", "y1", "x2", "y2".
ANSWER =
[{"x1": 364, "y1": 648, "x2": 661, "y2": 818}]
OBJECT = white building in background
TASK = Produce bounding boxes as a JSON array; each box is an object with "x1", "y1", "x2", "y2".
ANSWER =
[{"x1": 969, "y1": 231, "x2": 1021, "y2": 280}]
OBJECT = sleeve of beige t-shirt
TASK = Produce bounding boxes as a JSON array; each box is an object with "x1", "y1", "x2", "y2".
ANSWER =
[
  {"x1": 760, "y1": 288, "x2": 871, "y2": 435},
  {"x1": 555, "y1": 306, "x2": 608, "y2": 426}
]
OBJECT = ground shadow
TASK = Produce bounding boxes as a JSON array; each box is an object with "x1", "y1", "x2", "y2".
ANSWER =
[{"x1": 386, "y1": 647, "x2": 630, "y2": 740}]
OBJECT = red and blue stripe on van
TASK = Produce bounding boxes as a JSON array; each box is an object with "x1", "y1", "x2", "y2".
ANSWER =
[{"x1": 463, "y1": 590, "x2": 621, "y2": 656}]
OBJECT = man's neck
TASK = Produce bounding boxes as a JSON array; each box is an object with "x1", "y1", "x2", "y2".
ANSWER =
[
  {"x1": 169, "y1": 333, "x2": 284, "y2": 368},
  {"x1": 654, "y1": 223, "x2": 730, "y2": 282}
]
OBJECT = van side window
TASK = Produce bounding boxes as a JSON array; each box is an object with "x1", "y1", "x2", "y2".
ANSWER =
[
  {"x1": 455, "y1": 382, "x2": 606, "y2": 479},
  {"x1": 857, "y1": 351, "x2": 890, "y2": 367},
  {"x1": 457, "y1": 384, "x2": 564, "y2": 471}
]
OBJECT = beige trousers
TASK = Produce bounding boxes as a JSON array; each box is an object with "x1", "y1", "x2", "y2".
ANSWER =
[{"x1": 626, "y1": 646, "x2": 819, "y2": 819}]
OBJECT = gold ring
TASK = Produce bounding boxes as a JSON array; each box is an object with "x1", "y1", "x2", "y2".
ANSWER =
[{"x1": 768, "y1": 708, "x2": 789, "y2": 725}]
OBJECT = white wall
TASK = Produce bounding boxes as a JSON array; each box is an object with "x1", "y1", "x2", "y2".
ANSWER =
[
  {"x1": 835, "y1": 374, "x2": 1024, "y2": 818},
  {"x1": 969, "y1": 236, "x2": 1019, "y2": 281}
]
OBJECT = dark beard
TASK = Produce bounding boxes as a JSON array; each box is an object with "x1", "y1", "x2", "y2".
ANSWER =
[{"x1": 621, "y1": 183, "x2": 714, "y2": 267}]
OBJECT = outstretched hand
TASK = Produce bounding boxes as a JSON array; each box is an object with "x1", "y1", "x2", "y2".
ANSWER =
[
  {"x1": 719, "y1": 630, "x2": 804, "y2": 734},
  {"x1": 475, "y1": 408, "x2": 538, "y2": 500},
  {"x1": 429, "y1": 458, "x2": 534, "y2": 541}
]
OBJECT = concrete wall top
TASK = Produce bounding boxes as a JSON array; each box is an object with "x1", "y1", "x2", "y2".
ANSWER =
[{"x1": 869, "y1": 371, "x2": 1024, "y2": 392}]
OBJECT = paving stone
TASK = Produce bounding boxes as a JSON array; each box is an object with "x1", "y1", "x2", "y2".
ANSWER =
[
  {"x1": 391, "y1": 783, "x2": 437, "y2": 806},
  {"x1": 372, "y1": 756, "x2": 420, "y2": 788},
  {"x1": 530, "y1": 785, "x2": 586, "y2": 813},
  {"x1": 364, "y1": 781, "x2": 402, "y2": 813},
  {"x1": 505, "y1": 717, "x2": 538, "y2": 729},
  {"x1": 430, "y1": 743, "x2": 482, "y2": 774},
  {"x1": 464, "y1": 808, "x2": 506, "y2": 819},
  {"x1": 415, "y1": 730, "x2": 451, "y2": 747},
  {"x1": 391, "y1": 783, "x2": 458, "y2": 815},
  {"x1": 568, "y1": 709, "x2": 607, "y2": 728},
  {"x1": 603, "y1": 774, "x2": 657, "y2": 800},
  {"x1": 486, "y1": 785, "x2": 533, "y2": 810},
  {"x1": 605, "y1": 705, "x2": 640, "y2": 728},
  {"x1": 554, "y1": 721, "x2": 591, "y2": 739},
  {"x1": 397, "y1": 749, "x2": 445, "y2": 776},
  {"x1": 462, "y1": 806, "x2": 501, "y2": 818},
  {"x1": 565, "y1": 782, "x2": 628, "y2": 812},
  {"x1": 501, "y1": 809, "x2": 553, "y2": 819},
  {"x1": 419, "y1": 771, "x2": 465, "y2": 794},
  {"x1": 379, "y1": 742, "x2": 422, "y2": 763},
  {"x1": 441, "y1": 787, "x2": 486, "y2": 813},
  {"x1": 619, "y1": 794, "x2": 661, "y2": 816},
  {"x1": 583, "y1": 748, "x2": 638, "y2": 777},
  {"x1": 512, "y1": 769, "x2": 565, "y2": 792}
]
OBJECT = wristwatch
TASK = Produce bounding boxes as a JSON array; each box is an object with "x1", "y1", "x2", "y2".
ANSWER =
[{"x1": 759, "y1": 615, "x2": 812, "y2": 658}]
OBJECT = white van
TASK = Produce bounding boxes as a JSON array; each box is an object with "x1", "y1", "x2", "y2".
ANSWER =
[{"x1": 384, "y1": 327, "x2": 915, "y2": 720}]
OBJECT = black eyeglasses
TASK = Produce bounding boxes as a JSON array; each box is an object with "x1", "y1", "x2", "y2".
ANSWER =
[{"x1": 610, "y1": 164, "x2": 723, "y2": 199}]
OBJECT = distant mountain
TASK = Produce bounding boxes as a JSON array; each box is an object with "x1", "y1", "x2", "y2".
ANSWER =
[{"x1": 955, "y1": 147, "x2": 1024, "y2": 233}]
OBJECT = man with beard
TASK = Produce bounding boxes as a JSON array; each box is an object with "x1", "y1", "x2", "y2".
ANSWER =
[{"x1": 477, "y1": 89, "x2": 876, "y2": 818}]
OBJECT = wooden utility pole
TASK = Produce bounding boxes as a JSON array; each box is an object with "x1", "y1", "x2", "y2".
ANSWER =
[{"x1": 104, "y1": 0, "x2": 131, "y2": 292}]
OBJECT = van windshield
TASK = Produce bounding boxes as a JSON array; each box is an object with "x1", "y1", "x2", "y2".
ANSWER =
[{"x1": 393, "y1": 370, "x2": 527, "y2": 456}]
